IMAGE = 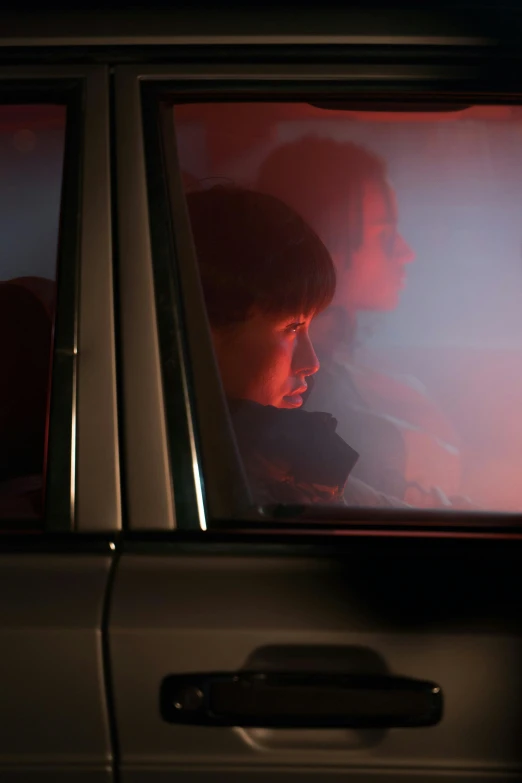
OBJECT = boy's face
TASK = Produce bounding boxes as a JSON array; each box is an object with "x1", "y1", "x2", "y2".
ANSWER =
[{"x1": 212, "y1": 309, "x2": 320, "y2": 408}]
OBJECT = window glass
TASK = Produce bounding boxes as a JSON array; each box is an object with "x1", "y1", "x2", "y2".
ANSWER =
[
  {"x1": 171, "y1": 101, "x2": 522, "y2": 516},
  {"x1": 0, "y1": 105, "x2": 66, "y2": 521}
]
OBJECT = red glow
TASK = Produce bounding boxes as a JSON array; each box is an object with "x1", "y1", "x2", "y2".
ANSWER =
[
  {"x1": 176, "y1": 100, "x2": 522, "y2": 515},
  {"x1": 0, "y1": 105, "x2": 66, "y2": 132}
]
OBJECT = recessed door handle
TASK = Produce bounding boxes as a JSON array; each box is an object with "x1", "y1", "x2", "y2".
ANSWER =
[{"x1": 160, "y1": 671, "x2": 443, "y2": 729}]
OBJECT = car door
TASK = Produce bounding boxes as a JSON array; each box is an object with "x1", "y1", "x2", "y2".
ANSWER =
[
  {"x1": 109, "y1": 41, "x2": 522, "y2": 783},
  {"x1": 0, "y1": 65, "x2": 120, "y2": 782}
]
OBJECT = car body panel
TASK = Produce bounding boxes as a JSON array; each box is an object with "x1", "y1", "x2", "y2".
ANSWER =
[
  {"x1": 0, "y1": 553, "x2": 113, "y2": 781},
  {"x1": 109, "y1": 549, "x2": 522, "y2": 781}
]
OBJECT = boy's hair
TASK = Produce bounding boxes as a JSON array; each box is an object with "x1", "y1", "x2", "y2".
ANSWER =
[
  {"x1": 256, "y1": 136, "x2": 388, "y2": 266},
  {"x1": 186, "y1": 185, "x2": 336, "y2": 329}
]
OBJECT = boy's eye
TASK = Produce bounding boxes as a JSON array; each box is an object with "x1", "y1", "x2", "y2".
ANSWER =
[{"x1": 286, "y1": 321, "x2": 305, "y2": 334}]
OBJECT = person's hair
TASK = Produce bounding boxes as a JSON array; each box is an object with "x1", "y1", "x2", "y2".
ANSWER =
[
  {"x1": 186, "y1": 185, "x2": 336, "y2": 329},
  {"x1": 256, "y1": 136, "x2": 388, "y2": 267}
]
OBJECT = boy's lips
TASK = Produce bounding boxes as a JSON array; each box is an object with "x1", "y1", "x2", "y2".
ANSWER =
[
  {"x1": 288, "y1": 385, "x2": 308, "y2": 397},
  {"x1": 283, "y1": 386, "x2": 308, "y2": 407}
]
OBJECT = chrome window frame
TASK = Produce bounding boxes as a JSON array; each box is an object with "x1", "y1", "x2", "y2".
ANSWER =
[{"x1": 0, "y1": 66, "x2": 120, "y2": 533}]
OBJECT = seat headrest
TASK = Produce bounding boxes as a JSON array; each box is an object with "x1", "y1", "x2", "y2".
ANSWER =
[
  {"x1": 8, "y1": 276, "x2": 55, "y2": 320},
  {"x1": 0, "y1": 279, "x2": 53, "y2": 482}
]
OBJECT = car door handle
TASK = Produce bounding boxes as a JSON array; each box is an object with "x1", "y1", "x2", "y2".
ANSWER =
[{"x1": 160, "y1": 671, "x2": 443, "y2": 728}]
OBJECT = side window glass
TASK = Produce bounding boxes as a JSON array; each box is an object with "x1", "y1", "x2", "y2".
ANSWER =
[
  {"x1": 154, "y1": 99, "x2": 522, "y2": 525},
  {"x1": 0, "y1": 105, "x2": 66, "y2": 523}
]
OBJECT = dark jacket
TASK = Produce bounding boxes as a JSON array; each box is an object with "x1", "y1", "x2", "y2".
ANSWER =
[
  {"x1": 229, "y1": 399, "x2": 359, "y2": 506},
  {"x1": 303, "y1": 364, "x2": 408, "y2": 498}
]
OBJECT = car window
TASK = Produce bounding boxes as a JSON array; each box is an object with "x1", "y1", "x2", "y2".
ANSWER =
[
  {"x1": 0, "y1": 104, "x2": 66, "y2": 525},
  {"x1": 146, "y1": 94, "x2": 522, "y2": 528}
]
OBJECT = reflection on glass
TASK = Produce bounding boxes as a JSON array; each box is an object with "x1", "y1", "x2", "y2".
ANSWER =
[
  {"x1": 174, "y1": 103, "x2": 522, "y2": 513},
  {"x1": 0, "y1": 105, "x2": 66, "y2": 520}
]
